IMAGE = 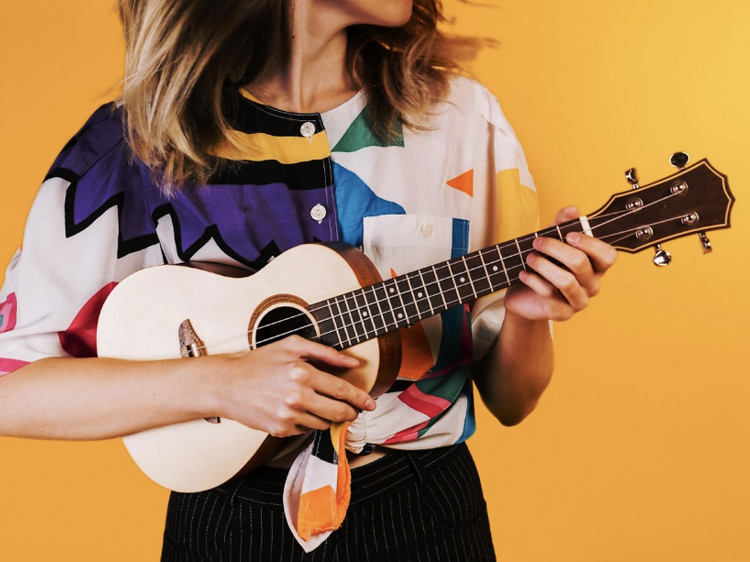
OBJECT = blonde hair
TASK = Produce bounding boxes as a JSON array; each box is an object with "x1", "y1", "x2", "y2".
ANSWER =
[{"x1": 119, "y1": 0, "x2": 481, "y2": 191}]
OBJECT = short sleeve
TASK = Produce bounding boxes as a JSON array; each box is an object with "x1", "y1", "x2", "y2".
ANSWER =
[
  {"x1": 0, "y1": 105, "x2": 164, "y2": 375},
  {"x1": 469, "y1": 86, "x2": 541, "y2": 360}
]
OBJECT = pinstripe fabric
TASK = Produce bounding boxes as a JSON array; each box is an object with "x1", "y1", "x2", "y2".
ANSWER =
[{"x1": 161, "y1": 443, "x2": 496, "y2": 561}]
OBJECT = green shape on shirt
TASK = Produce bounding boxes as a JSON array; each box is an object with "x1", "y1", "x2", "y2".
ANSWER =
[
  {"x1": 415, "y1": 365, "x2": 470, "y2": 402},
  {"x1": 332, "y1": 107, "x2": 404, "y2": 152},
  {"x1": 0, "y1": 314, "x2": 3, "y2": 328}
]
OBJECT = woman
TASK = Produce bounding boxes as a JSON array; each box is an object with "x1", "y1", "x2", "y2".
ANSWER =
[{"x1": 0, "y1": 0, "x2": 616, "y2": 560}]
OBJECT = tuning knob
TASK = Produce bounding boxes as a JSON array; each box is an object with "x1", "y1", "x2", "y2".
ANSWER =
[
  {"x1": 669, "y1": 152, "x2": 690, "y2": 170},
  {"x1": 653, "y1": 244, "x2": 672, "y2": 267},
  {"x1": 699, "y1": 232, "x2": 712, "y2": 253},
  {"x1": 625, "y1": 168, "x2": 640, "y2": 190}
]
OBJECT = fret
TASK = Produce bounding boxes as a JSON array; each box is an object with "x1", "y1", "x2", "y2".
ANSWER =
[
  {"x1": 516, "y1": 236, "x2": 536, "y2": 275},
  {"x1": 373, "y1": 282, "x2": 398, "y2": 329},
  {"x1": 460, "y1": 256, "x2": 479, "y2": 299},
  {"x1": 325, "y1": 299, "x2": 345, "y2": 349},
  {"x1": 464, "y1": 252, "x2": 491, "y2": 298},
  {"x1": 395, "y1": 276, "x2": 418, "y2": 323},
  {"x1": 316, "y1": 305, "x2": 341, "y2": 349},
  {"x1": 513, "y1": 238, "x2": 527, "y2": 272},
  {"x1": 367, "y1": 285, "x2": 388, "y2": 337},
  {"x1": 331, "y1": 296, "x2": 353, "y2": 346},
  {"x1": 385, "y1": 278, "x2": 408, "y2": 327},
  {"x1": 341, "y1": 294, "x2": 359, "y2": 345},
  {"x1": 352, "y1": 289, "x2": 375, "y2": 339},
  {"x1": 436, "y1": 262, "x2": 461, "y2": 308},
  {"x1": 404, "y1": 272, "x2": 431, "y2": 322},
  {"x1": 482, "y1": 246, "x2": 504, "y2": 290},
  {"x1": 448, "y1": 259, "x2": 475, "y2": 303},
  {"x1": 499, "y1": 241, "x2": 525, "y2": 283},
  {"x1": 492, "y1": 245, "x2": 510, "y2": 287},
  {"x1": 415, "y1": 270, "x2": 435, "y2": 316},
  {"x1": 477, "y1": 249, "x2": 496, "y2": 293},
  {"x1": 431, "y1": 265, "x2": 450, "y2": 310},
  {"x1": 422, "y1": 267, "x2": 443, "y2": 312},
  {"x1": 555, "y1": 224, "x2": 564, "y2": 241},
  {"x1": 342, "y1": 293, "x2": 364, "y2": 344},
  {"x1": 346, "y1": 291, "x2": 368, "y2": 342}
]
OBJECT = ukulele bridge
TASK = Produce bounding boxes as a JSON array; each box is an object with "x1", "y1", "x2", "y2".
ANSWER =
[{"x1": 179, "y1": 319, "x2": 221, "y2": 424}]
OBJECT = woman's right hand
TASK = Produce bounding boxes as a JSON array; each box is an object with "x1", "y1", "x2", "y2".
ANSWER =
[{"x1": 204, "y1": 335, "x2": 376, "y2": 437}]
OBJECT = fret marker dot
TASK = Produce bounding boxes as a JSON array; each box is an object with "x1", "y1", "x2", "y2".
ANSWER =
[
  {"x1": 397, "y1": 313, "x2": 404, "y2": 319},
  {"x1": 389, "y1": 288, "x2": 395, "y2": 294},
  {"x1": 363, "y1": 311, "x2": 368, "y2": 317},
  {"x1": 492, "y1": 266, "x2": 498, "y2": 271},
  {"x1": 459, "y1": 277, "x2": 466, "y2": 283},
  {"x1": 417, "y1": 292, "x2": 423, "y2": 298}
]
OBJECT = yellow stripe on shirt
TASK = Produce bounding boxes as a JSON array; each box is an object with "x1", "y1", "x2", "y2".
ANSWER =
[{"x1": 214, "y1": 130, "x2": 331, "y2": 164}]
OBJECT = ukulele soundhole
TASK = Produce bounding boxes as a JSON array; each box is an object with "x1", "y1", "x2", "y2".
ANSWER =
[{"x1": 251, "y1": 298, "x2": 319, "y2": 349}]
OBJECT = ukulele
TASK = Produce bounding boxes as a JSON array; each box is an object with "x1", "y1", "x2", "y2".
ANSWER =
[{"x1": 98, "y1": 155, "x2": 734, "y2": 493}]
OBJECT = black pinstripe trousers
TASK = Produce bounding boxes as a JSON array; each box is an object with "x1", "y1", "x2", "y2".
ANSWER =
[{"x1": 161, "y1": 442, "x2": 496, "y2": 561}]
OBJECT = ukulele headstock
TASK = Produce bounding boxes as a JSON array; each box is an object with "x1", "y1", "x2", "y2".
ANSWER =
[{"x1": 587, "y1": 158, "x2": 734, "y2": 261}]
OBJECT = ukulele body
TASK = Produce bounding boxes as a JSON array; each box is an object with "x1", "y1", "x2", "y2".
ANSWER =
[{"x1": 98, "y1": 242, "x2": 400, "y2": 493}]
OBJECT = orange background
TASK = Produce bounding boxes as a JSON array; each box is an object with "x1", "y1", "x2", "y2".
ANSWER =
[{"x1": 1, "y1": 1, "x2": 748, "y2": 560}]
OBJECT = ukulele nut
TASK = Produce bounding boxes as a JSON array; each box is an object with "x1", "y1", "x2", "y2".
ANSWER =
[
  {"x1": 635, "y1": 226, "x2": 654, "y2": 241},
  {"x1": 626, "y1": 197, "x2": 643, "y2": 210},
  {"x1": 681, "y1": 212, "x2": 699, "y2": 225},
  {"x1": 670, "y1": 181, "x2": 688, "y2": 194}
]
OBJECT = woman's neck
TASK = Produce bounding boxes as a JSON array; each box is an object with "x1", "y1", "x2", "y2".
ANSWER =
[{"x1": 247, "y1": 1, "x2": 358, "y2": 114}]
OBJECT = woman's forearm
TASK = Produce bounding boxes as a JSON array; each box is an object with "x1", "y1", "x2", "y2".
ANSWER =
[
  {"x1": 0, "y1": 356, "x2": 214, "y2": 440},
  {"x1": 0, "y1": 336, "x2": 375, "y2": 441},
  {"x1": 473, "y1": 310, "x2": 554, "y2": 426}
]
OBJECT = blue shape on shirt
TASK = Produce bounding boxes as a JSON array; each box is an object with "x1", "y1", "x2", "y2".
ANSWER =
[{"x1": 332, "y1": 162, "x2": 405, "y2": 247}]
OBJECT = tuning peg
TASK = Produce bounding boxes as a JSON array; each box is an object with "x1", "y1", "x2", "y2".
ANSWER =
[
  {"x1": 669, "y1": 152, "x2": 690, "y2": 170},
  {"x1": 625, "y1": 168, "x2": 640, "y2": 189},
  {"x1": 698, "y1": 232, "x2": 712, "y2": 253},
  {"x1": 653, "y1": 244, "x2": 672, "y2": 267}
]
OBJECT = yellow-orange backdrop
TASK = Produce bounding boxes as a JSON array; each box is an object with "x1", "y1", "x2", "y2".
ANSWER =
[{"x1": 1, "y1": 1, "x2": 748, "y2": 561}]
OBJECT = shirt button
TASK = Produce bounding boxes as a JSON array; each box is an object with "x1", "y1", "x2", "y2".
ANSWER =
[
  {"x1": 310, "y1": 204, "x2": 327, "y2": 222},
  {"x1": 420, "y1": 223, "x2": 435, "y2": 238},
  {"x1": 300, "y1": 122, "x2": 316, "y2": 138}
]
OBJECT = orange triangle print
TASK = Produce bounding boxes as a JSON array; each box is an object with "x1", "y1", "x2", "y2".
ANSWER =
[{"x1": 447, "y1": 169, "x2": 474, "y2": 197}]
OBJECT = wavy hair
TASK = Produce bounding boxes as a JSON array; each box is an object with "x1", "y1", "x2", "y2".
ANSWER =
[{"x1": 119, "y1": 0, "x2": 482, "y2": 191}]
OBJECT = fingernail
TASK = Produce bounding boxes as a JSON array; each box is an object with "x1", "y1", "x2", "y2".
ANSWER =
[
  {"x1": 365, "y1": 398, "x2": 376, "y2": 410},
  {"x1": 527, "y1": 253, "x2": 536, "y2": 264},
  {"x1": 533, "y1": 238, "x2": 542, "y2": 249},
  {"x1": 567, "y1": 232, "x2": 580, "y2": 244},
  {"x1": 345, "y1": 356, "x2": 359, "y2": 366}
]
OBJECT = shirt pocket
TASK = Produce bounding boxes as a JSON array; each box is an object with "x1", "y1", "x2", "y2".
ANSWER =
[{"x1": 362, "y1": 214, "x2": 465, "y2": 280}]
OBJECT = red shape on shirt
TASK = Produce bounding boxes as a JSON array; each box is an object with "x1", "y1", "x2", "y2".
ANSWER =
[
  {"x1": 58, "y1": 282, "x2": 117, "y2": 358},
  {"x1": 0, "y1": 293, "x2": 18, "y2": 334}
]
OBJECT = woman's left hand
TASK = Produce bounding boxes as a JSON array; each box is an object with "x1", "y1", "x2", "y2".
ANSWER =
[{"x1": 503, "y1": 206, "x2": 618, "y2": 322}]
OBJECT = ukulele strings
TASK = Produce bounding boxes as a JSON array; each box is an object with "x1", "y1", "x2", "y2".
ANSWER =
[{"x1": 182, "y1": 191, "x2": 685, "y2": 355}]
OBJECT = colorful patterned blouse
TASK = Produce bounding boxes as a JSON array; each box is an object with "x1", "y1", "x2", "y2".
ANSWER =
[{"x1": 0, "y1": 76, "x2": 539, "y2": 550}]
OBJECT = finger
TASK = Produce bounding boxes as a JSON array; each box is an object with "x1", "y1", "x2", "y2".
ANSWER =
[
  {"x1": 285, "y1": 335, "x2": 360, "y2": 368},
  {"x1": 532, "y1": 237, "x2": 597, "y2": 295},
  {"x1": 309, "y1": 369, "x2": 376, "y2": 412},
  {"x1": 526, "y1": 252, "x2": 590, "y2": 311},
  {"x1": 553, "y1": 206, "x2": 580, "y2": 226},
  {"x1": 303, "y1": 390, "x2": 361, "y2": 424},
  {"x1": 518, "y1": 269, "x2": 558, "y2": 299},
  {"x1": 565, "y1": 232, "x2": 618, "y2": 274},
  {"x1": 518, "y1": 271, "x2": 575, "y2": 321},
  {"x1": 292, "y1": 413, "x2": 332, "y2": 432}
]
